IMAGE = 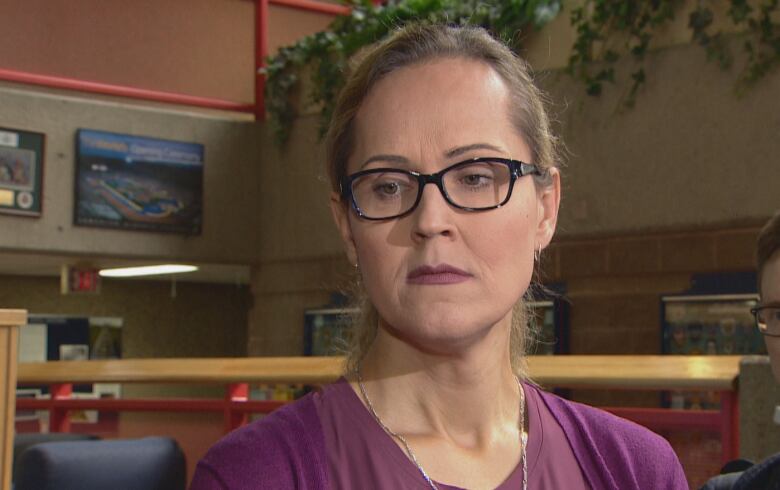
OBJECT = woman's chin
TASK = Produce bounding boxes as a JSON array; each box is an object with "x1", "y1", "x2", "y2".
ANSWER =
[{"x1": 380, "y1": 315, "x2": 507, "y2": 354}]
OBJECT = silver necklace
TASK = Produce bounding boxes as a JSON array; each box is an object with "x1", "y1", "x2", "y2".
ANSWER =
[{"x1": 356, "y1": 370, "x2": 528, "y2": 490}]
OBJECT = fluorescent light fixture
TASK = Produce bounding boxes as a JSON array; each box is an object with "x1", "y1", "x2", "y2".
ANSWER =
[{"x1": 99, "y1": 264, "x2": 198, "y2": 278}]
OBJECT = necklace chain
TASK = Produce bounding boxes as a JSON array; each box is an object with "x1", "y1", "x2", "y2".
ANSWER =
[{"x1": 356, "y1": 369, "x2": 528, "y2": 490}]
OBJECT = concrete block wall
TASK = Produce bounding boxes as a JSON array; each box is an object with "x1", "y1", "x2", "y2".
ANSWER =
[{"x1": 740, "y1": 357, "x2": 780, "y2": 462}]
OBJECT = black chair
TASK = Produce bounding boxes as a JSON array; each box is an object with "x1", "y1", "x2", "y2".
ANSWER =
[
  {"x1": 13, "y1": 432, "x2": 100, "y2": 482},
  {"x1": 699, "y1": 459, "x2": 755, "y2": 490},
  {"x1": 14, "y1": 436, "x2": 186, "y2": 490}
]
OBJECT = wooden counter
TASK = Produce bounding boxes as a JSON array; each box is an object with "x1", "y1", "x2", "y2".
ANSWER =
[
  {"x1": 1, "y1": 309, "x2": 26, "y2": 490},
  {"x1": 18, "y1": 355, "x2": 741, "y2": 391},
  {"x1": 16, "y1": 354, "x2": 743, "y2": 465}
]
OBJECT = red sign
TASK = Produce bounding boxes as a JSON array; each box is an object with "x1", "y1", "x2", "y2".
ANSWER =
[{"x1": 61, "y1": 266, "x2": 101, "y2": 294}]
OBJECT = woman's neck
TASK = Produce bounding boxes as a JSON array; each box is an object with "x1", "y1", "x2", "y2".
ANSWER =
[{"x1": 353, "y1": 316, "x2": 522, "y2": 449}]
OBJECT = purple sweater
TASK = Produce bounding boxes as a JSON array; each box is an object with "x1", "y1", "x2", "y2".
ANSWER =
[{"x1": 191, "y1": 383, "x2": 687, "y2": 489}]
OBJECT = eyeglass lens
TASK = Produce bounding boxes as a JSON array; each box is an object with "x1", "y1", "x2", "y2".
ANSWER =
[
  {"x1": 756, "y1": 307, "x2": 780, "y2": 335},
  {"x1": 350, "y1": 162, "x2": 512, "y2": 219}
]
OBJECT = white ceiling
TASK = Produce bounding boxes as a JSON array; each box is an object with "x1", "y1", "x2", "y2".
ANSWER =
[{"x1": 0, "y1": 252, "x2": 250, "y2": 284}]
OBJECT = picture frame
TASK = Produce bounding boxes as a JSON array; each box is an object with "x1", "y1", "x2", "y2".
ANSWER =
[
  {"x1": 74, "y1": 129, "x2": 204, "y2": 235},
  {"x1": 0, "y1": 126, "x2": 45, "y2": 217}
]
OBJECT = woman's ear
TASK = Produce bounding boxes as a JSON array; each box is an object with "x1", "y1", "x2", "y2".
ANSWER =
[
  {"x1": 535, "y1": 168, "x2": 561, "y2": 250},
  {"x1": 330, "y1": 192, "x2": 359, "y2": 266}
]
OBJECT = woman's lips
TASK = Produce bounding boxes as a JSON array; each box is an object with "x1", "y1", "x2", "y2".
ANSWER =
[{"x1": 406, "y1": 264, "x2": 473, "y2": 285}]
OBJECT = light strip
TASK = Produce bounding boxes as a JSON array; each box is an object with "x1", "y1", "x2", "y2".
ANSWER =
[{"x1": 99, "y1": 264, "x2": 198, "y2": 278}]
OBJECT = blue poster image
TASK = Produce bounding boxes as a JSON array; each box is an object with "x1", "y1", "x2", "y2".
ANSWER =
[{"x1": 75, "y1": 129, "x2": 204, "y2": 234}]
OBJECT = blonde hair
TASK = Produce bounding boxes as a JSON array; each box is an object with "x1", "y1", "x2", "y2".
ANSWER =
[{"x1": 325, "y1": 23, "x2": 562, "y2": 378}]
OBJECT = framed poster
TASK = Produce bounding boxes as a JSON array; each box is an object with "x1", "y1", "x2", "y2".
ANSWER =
[
  {"x1": 0, "y1": 127, "x2": 45, "y2": 216},
  {"x1": 75, "y1": 129, "x2": 204, "y2": 234}
]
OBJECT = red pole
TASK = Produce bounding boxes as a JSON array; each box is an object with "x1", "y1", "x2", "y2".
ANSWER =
[
  {"x1": 255, "y1": 0, "x2": 270, "y2": 119},
  {"x1": 49, "y1": 383, "x2": 73, "y2": 433},
  {"x1": 720, "y1": 390, "x2": 739, "y2": 464},
  {"x1": 224, "y1": 383, "x2": 250, "y2": 433}
]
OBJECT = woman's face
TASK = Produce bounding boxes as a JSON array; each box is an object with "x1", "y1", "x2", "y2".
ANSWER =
[{"x1": 331, "y1": 57, "x2": 560, "y2": 353}]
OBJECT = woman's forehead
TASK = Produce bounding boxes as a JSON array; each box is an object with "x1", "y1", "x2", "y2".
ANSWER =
[{"x1": 349, "y1": 58, "x2": 527, "y2": 169}]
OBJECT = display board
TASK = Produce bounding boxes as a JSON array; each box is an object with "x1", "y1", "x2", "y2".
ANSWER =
[{"x1": 75, "y1": 129, "x2": 204, "y2": 234}]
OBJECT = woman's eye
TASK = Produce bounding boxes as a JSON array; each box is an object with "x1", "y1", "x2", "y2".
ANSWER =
[
  {"x1": 372, "y1": 180, "x2": 404, "y2": 196},
  {"x1": 461, "y1": 174, "x2": 492, "y2": 187},
  {"x1": 379, "y1": 182, "x2": 399, "y2": 193}
]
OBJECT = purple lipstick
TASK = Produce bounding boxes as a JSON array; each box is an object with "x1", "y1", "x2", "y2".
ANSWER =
[{"x1": 406, "y1": 264, "x2": 472, "y2": 285}]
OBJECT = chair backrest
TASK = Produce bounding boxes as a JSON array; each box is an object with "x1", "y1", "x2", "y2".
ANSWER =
[
  {"x1": 13, "y1": 433, "x2": 100, "y2": 482},
  {"x1": 13, "y1": 436, "x2": 186, "y2": 490}
]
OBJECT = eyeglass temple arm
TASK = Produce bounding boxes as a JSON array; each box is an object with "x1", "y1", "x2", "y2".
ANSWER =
[{"x1": 517, "y1": 162, "x2": 542, "y2": 177}]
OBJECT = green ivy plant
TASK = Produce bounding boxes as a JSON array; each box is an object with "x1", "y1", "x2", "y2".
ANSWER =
[
  {"x1": 691, "y1": 0, "x2": 780, "y2": 92},
  {"x1": 263, "y1": 0, "x2": 562, "y2": 144},
  {"x1": 567, "y1": 0, "x2": 677, "y2": 106},
  {"x1": 569, "y1": 0, "x2": 780, "y2": 106},
  {"x1": 265, "y1": 0, "x2": 780, "y2": 144}
]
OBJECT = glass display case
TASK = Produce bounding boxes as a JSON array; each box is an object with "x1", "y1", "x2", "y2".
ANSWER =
[
  {"x1": 661, "y1": 292, "x2": 761, "y2": 410},
  {"x1": 304, "y1": 288, "x2": 570, "y2": 356}
]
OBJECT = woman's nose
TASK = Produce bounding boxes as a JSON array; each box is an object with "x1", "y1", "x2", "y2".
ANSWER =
[{"x1": 410, "y1": 183, "x2": 455, "y2": 240}]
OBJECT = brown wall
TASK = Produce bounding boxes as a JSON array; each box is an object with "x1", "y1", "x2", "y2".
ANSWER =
[
  {"x1": 267, "y1": 5, "x2": 335, "y2": 56},
  {"x1": 0, "y1": 0, "x2": 255, "y2": 103},
  {"x1": 542, "y1": 38, "x2": 780, "y2": 236},
  {"x1": 0, "y1": 1, "x2": 342, "y2": 104},
  {"x1": 0, "y1": 275, "x2": 249, "y2": 358}
]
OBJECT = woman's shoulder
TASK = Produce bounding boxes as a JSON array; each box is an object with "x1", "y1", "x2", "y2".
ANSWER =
[
  {"x1": 528, "y1": 383, "x2": 688, "y2": 490},
  {"x1": 189, "y1": 393, "x2": 328, "y2": 490}
]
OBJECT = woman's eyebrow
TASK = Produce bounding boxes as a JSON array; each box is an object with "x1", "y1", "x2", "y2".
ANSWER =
[
  {"x1": 444, "y1": 143, "x2": 505, "y2": 159},
  {"x1": 360, "y1": 154, "x2": 409, "y2": 169},
  {"x1": 359, "y1": 142, "x2": 504, "y2": 169}
]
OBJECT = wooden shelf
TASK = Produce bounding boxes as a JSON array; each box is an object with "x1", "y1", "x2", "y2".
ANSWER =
[{"x1": 0, "y1": 309, "x2": 26, "y2": 326}]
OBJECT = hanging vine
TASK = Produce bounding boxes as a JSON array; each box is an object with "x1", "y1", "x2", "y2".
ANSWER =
[
  {"x1": 263, "y1": 0, "x2": 562, "y2": 144},
  {"x1": 567, "y1": 0, "x2": 677, "y2": 106},
  {"x1": 264, "y1": 0, "x2": 780, "y2": 145},
  {"x1": 569, "y1": 0, "x2": 780, "y2": 105}
]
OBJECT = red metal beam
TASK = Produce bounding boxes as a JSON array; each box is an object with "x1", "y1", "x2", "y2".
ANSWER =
[
  {"x1": 17, "y1": 382, "x2": 739, "y2": 466},
  {"x1": 269, "y1": 0, "x2": 350, "y2": 16},
  {"x1": 1, "y1": 0, "x2": 357, "y2": 116},
  {"x1": 0, "y1": 68, "x2": 255, "y2": 114},
  {"x1": 17, "y1": 397, "x2": 284, "y2": 414}
]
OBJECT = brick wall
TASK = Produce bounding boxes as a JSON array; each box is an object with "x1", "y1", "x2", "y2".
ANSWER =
[{"x1": 542, "y1": 225, "x2": 761, "y2": 406}]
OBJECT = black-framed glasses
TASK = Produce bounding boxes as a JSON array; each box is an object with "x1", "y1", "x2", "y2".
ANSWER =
[
  {"x1": 340, "y1": 157, "x2": 541, "y2": 220},
  {"x1": 751, "y1": 305, "x2": 780, "y2": 337}
]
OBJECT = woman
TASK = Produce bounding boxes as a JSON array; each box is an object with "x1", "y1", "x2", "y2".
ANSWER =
[{"x1": 191, "y1": 23, "x2": 687, "y2": 490}]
